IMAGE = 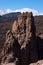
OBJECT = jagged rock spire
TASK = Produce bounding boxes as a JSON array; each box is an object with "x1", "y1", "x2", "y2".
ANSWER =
[{"x1": 0, "y1": 12, "x2": 38, "y2": 65}]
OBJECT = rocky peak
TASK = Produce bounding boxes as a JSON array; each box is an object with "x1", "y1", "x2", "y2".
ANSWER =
[{"x1": 0, "y1": 12, "x2": 38, "y2": 65}]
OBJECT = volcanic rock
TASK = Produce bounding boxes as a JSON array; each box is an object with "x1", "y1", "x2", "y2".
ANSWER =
[{"x1": 0, "y1": 12, "x2": 38, "y2": 65}]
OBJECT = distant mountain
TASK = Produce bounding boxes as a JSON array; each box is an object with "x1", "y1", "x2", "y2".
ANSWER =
[
  {"x1": 0, "y1": 15, "x2": 2, "y2": 18},
  {"x1": 1, "y1": 12, "x2": 21, "y2": 19}
]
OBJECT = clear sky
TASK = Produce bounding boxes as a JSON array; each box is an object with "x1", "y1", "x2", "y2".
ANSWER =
[{"x1": 0, "y1": 0, "x2": 43, "y2": 12}]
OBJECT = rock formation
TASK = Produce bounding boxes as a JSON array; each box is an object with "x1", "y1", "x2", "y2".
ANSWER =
[{"x1": 0, "y1": 12, "x2": 40, "y2": 65}]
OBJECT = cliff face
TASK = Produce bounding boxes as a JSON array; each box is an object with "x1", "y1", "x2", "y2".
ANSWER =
[
  {"x1": 0, "y1": 14, "x2": 43, "y2": 53},
  {"x1": 0, "y1": 12, "x2": 38, "y2": 65},
  {"x1": 12, "y1": 12, "x2": 38, "y2": 65},
  {"x1": 0, "y1": 12, "x2": 43, "y2": 65}
]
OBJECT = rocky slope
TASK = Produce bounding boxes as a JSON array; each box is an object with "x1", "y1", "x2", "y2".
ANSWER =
[
  {"x1": 0, "y1": 12, "x2": 43, "y2": 65},
  {"x1": 0, "y1": 13, "x2": 43, "y2": 52},
  {"x1": 0, "y1": 18, "x2": 15, "y2": 52},
  {"x1": 34, "y1": 15, "x2": 43, "y2": 35},
  {"x1": 0, "y1": 12, "x2": 21, "y2": 52}
]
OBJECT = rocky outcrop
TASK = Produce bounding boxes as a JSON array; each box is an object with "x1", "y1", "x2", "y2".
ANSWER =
[
  {"x1": 0, "y1": 12, "x2": 41, "y2": 65},
  {"x1": 0, "y1": 14, "x2": 43, "y2": 53}
]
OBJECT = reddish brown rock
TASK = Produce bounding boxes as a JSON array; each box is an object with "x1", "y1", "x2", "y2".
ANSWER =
[{"x1": 0, "y1": 12, "x2": 38, "y2": 65}]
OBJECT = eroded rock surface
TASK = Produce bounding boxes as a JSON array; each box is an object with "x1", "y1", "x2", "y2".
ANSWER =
[{"x1": 0, "y1": 12, "x2": 39, "y2": 65}]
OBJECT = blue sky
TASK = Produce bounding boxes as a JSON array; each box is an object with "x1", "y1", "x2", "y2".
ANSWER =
[
  {"x1": 0, "y1": 0, "x2": 43, "y2": 15},
  {"x1": 0, "y1": 0, "x2": 43, "y2": 12}
]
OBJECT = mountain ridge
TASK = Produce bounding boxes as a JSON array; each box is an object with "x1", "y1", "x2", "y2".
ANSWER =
[{"x1": 0, "y1": 12, "x2": 21, "y2": 19}]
